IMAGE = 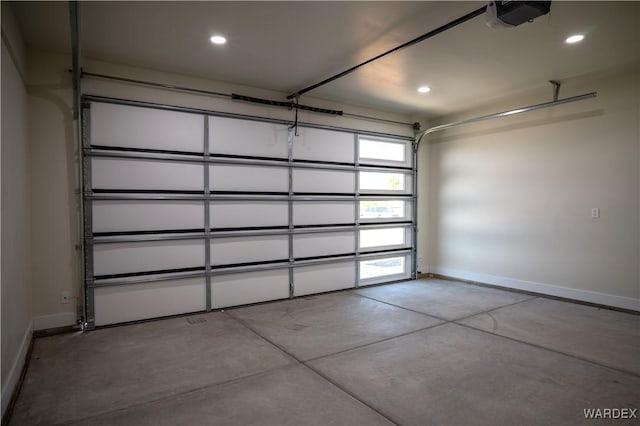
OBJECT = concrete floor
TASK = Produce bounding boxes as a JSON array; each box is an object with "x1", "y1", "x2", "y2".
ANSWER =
[{"x1": 9, "y1": 278, "x2": 640, "y2": 425}]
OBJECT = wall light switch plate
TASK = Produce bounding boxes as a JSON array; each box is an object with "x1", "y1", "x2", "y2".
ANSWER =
[
  {"x1": 591, "y1": 208, "x2": 600, "y2": 219},
  {"x1": 61, "y1": 291, "x2": 70, "y2": 304}
]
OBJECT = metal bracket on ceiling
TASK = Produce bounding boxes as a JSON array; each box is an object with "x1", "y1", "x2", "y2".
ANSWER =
[
  {"x1": 290, "y1": 95, "x2": 300, "y2": 136},
  {"x1": 412, "y1": 122, "x2": 422, "y2": 153},
  {"x1": 549, "y1": 80, "x2": 561, "y2": 101}
]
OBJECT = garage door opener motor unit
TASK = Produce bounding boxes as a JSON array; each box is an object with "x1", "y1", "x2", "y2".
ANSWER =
[{"x1": 486, "y1": 1, "x2": 552, "y2": 28}]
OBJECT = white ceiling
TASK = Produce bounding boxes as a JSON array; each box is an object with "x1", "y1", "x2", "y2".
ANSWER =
[{"x1": 11, "y1": 1, "x2": 640, "y2": 116}]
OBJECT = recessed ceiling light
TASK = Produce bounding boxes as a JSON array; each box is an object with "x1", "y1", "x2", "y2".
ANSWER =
[
  {"x1": 565, "y1": 34, "x2": 584, "y2": 44},
  {"x1": 417, "y1": 86, "x2": 431, "y2": 94},
  {"x1": 210, "y1": 35, "x2": 227, "y2": 45}
]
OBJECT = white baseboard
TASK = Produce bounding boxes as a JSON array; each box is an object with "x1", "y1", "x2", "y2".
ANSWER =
[
  {"x1": 430, "y1": 267, "x2": 640, "y2": 312},
  {"x1": 32, "y1": 312, "x2": 77, "y2": 331},
  {"x1": 1, "y1": 319, "x2": 33, "y2": 418}
]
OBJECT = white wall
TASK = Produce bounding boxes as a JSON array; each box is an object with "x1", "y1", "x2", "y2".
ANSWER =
[
  {"x1": 425, "y1": 69, "x2": 639, "y2": 310},
  {"x1": 1, "y1": 3, "x2": 32, "y2": 416},
  {"x1": 26, "y1": 49, "x2": 420, "y2": 328},
  {"x1": 27, "y1": 52, "x2": 79, "y2": 330}
]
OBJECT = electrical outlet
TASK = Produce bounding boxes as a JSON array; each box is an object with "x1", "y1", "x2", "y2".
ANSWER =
[
  {"x1": 61, "y1": 291, "x2": 70, "y2": 304},
  {"x1": 591, "y1": 208, "x2": 600, "y2": 219}
]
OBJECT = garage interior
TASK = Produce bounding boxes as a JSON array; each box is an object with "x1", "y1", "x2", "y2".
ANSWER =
[{"x1": 2, "y1": 1, "x2": 639, "y2": 425}]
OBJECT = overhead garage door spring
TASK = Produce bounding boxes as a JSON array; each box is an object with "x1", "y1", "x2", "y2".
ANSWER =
[{"x1": 231, "y1": 93, "x2": 343, "y2": 116}]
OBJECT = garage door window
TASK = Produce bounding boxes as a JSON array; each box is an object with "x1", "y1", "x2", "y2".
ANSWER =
[
  {"x1": 358, "y1": 136, "x2": 411, "y2": 168},
  {"x1": 359, "y1": 200, "x2": 404, "y2": 219},
  {"x1": 360, "y1": 256, "x2": 406, "y2": 280},
  {"x1": 360, "y1": 228, "x2": 406, "y2": 249},
  {"x1": 359, "y1": 138, "x2": 405, "y2": 162},
  {"x1": 359, "y1": 171, "x2": 407, "y2": 191}
]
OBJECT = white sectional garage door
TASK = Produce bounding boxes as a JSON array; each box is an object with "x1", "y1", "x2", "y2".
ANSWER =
[{"x1": 82, "y1": 97, "x2": 415, "y2": 328}]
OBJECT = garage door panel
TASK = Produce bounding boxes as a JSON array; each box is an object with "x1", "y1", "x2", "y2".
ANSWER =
[
  {"x1": 293, "y1": 169, "x2": 355, "y2": 193},
  {"x1": 293, "y1": 262, "x2": 356, "y2": 296},
  {"x1": 210, "y1": 202, "x2": 288, "y2": 228},
  {"x1": 209, "y1": 116, "x2": 289, "y2": 158},
  {"x1": 92, "y1": 158, "x2": 203, "y2": 191},
  {"x1": 94, "y1": 278, "x2": 206, "y2": 326},
  {"x1": 210, "y1": 164, "x2": 288, "y2": 192},
  {"x1": 92, "y1": 201, "x2": 204, "y2": 233},
  {"x1": 211, "y1": 269, "x2": 289, "y2": 308},
  {"x1": 84, "y1": 99, "x2": 415, "y2": 327},
  {"x1": 293, "y1": 201, "x2": 355, "y2": 226},
  {"x1": 94, "y1": 240, "x2": 205, "y2": 276},
  {"x1": 211, "y1": 235, "x2": 288, "y2": 266},
  {"x1": 293, "y1": 232, "x2": 355, "y2": 258},
  {"x1": 293, "y1": 127, "x2": 354, "y2": 163},
  {"x1": 91, "y1": 103, "x2": 204, "y2": 153}
]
